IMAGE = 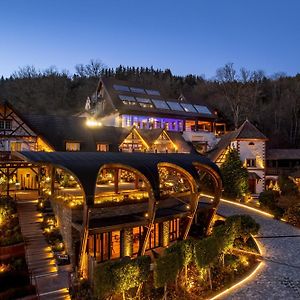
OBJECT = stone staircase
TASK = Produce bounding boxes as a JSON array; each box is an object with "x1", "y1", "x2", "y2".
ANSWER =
[{"x1": 17, "y1": 199, "x2": 70, "y2": 300}]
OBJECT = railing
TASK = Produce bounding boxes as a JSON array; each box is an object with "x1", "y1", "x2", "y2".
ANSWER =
[{"x1": 266, "y1": 167, "x2": 298, "y2": 176}]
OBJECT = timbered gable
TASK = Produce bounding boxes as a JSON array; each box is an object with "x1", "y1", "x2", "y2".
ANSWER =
[
  {"x1": 0, "y1": 102, "x2": 37, "y2": 138},
  {"x1": 119, "y1": 128, "x2": 149, "y2": 152},
  {"x1": 152, "y1": 130, "x2": 177, "y2": 153}
]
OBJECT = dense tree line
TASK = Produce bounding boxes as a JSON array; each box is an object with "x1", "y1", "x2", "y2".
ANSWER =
[{"x1": 0, "y1": 59, "x2": 299, "y2": 148}]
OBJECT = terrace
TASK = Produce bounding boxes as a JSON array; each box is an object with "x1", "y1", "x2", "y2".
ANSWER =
[{"x1": 16, "y1": 151, "x2": 222, "y2": 278}]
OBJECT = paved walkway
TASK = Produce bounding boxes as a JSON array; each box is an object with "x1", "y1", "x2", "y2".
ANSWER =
[
  {"x1": 17, "y1": 196, "x2": 70, "y2": 300},
  {"x1": 217, "y1": 200, "x2": 300, "y2": 300}
]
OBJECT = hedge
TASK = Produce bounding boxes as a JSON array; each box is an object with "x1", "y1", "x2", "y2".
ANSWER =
[{"x1": 93, "y1": 255, "x2": 151, "y2": 299}]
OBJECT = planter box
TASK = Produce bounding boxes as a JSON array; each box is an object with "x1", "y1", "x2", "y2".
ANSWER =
[{"x1": 0, "y1": 242, "x2": 25, "y2": 261}]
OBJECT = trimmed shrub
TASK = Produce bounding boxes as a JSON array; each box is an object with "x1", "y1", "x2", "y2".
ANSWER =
[
  {"x1": 93, "y1": 255, "x2": 151, "y2": 299},
  {"x1": 259, "y1": 191, "x2": 284, "y2": 219},
  {"x1": 164, "y1": 239, "x2": 194, "y2": 269},
  {"x1": 213, "y1": 224, "x2": 236, "y2": 253},
  {"x1": 194, "y1": 236, "x2": 221, "y2": 270},
  {"x1": 225, "y1": 214, "x2": 260, "y2": 242},
  {"x1": 154, "y1": 252, "x2": 180, "y2": 288}
]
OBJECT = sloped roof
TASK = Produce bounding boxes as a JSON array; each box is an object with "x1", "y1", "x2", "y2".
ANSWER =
[
  {"x1": 22, "y1": 114, "x2": 129, "y2": 151},
  {"x1": 137, "y1": 128, "x2": 164, "y2": 145},
  {"x1": 207, "y1": 120, "x2": 267, "y2": 162},
  {"x1": 166, "y1": 131, "x2": 192, "y2": 153},
  {"x1": 235, "y1": 120, "x2": 267, "y2": 140},
  {"x1": 21, "y1": 114, "x2": 191, "y2": 153},
  {"x1": 98, "y1": 77, "x2": 216, "y2": 120},
  {"x1": 131, "y1": 128, "x2": 191, "y2": 153},
  {"x1": 267, "y1": 149, "x2": 300, "y2": 160}
]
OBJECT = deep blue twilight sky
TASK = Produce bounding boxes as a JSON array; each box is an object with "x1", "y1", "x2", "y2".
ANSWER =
[{"x1": 1, "y1": 0, "x2": 300, "y2": 78}]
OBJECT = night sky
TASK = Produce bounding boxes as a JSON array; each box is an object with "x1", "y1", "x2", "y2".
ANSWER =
[{"x1": 1, "y1": 0, "x2": 300, "y2": 78}]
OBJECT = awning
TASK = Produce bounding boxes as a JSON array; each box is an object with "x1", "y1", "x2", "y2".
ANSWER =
[{"x1": 249, "y1": 172, "x2": 261, "y2": 180}]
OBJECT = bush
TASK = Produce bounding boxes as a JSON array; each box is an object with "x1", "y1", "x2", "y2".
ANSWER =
[
  {"x1": 278, "y1": 176, "x2": 299, "y2": 196},
  {"x1": 225, "y1": 215, "x2": 260, "y2": 242},
  {"x1": 154, "y1": 252, "x2": 180, "y2": 288},
  {"x1": 259, "y1": 191, "x2": 284, "y2": 219},
  {"x1": 164, "y1": 239, "x2": 194, "y2": 269},
  {"x1": 284, "y1": 204, "x2": 300, "y2": 227},
  {"x1": 93, "y1": 256, "x2": 151, "y2": 299},
  {"x1": 194, "y1": 236, "x2": 221, "y2": 270},
  {"x1": 212, "y1": 224, "x2": 236, "y2": 252}
]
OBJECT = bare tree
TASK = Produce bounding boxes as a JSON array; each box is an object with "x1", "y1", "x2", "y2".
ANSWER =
[
  {"x1": 216, "y1": 63, "x2": 246, "y2": 128},
  {"x1": 75, "y1": 59, "x2": 106, "y2": 78}
]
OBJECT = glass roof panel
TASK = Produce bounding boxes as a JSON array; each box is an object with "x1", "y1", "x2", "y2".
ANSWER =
[
  {"x1": 181, "y1": 103, "x2": 197, "y2": 113},
  {"x1": 119, "y1": 95, "x2": 136, "y2": 101},
  {"x1": 145, "y1": 89, "x2": 160, "y2": 96},
  {"x1": 130, "y1": 87, "x2": 146, "y2": 94},
  {"x1": 193, "y1": 105, "x2": 212, "y2": 115},
  {"x1": 136, "y1": 97, "x2": 152, "y2": 103},
  {"x1": 152, "y1": 99, "x2": 170, "y2": 110},
  {"x1": 166, "y1": 101, "x2": 184, "y2": 111},
  {"x1": 113, "y1": 84, "x2": 130, "y2": 92}
]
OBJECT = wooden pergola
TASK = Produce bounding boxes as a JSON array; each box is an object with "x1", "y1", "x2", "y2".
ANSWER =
[{"x1": 16, "y1": 151, "x2": 223, "y2": 277}]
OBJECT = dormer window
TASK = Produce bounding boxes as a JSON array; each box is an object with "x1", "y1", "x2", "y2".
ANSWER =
[
  {"x1": 249, "y1": 142, "x2": 255, "y2": 146},
  {"x1": 66, "y1": 142, "x2": 80, "y2": 151},
  {"x1": 97, "y1": 144, "x2": 108, "y2": 152}
]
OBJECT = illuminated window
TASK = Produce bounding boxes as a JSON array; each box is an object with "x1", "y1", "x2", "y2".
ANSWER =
[
  {"x1": 97, "y1": 144, "x2": 108, "y2": 152},
  {"x1": 66, "y1": 142, "x2": 80, "y2": 151},
  {"x1": 246, "y1": 159, "x2": 256, "y2": 167},
  {"x1": 10, "y1": 141, "x2": 22, "y2": 151},
  {"x1": 0, "y1": 119, "x2": 12, "y2": 130},
  {"x1": 88, "y1": 231, "x2": 121, "y2": 262},
  {"x1": 169, "y1": 219, "x2": 180, "y2": 241},
  {"x1": 185, "y1": 120, "x2": 196, "y2": 131}
]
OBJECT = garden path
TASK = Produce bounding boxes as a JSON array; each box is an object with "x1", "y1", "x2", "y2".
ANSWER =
[
  {"x1": 217, "y1": 200, "x2": 300, "y2": 300},
  {"x1": 17, "y1": 194, "x2": 70, "y2": 300}
]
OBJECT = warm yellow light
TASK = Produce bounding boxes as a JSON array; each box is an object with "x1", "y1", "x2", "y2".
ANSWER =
[
  {"x1": 200, "y1": 193, "x2": 275, "y2": 219},
  {"x1": 0, "y1": 264, "x2": 9, "y2": 273},
  {"x1": 133, "y1": 128, "x2": 150, "y2": 149},
  {"x1": 209, "y1": 261, "x2": 264, "y2": 300},
  {"x1": 86, "y1": 118, "x2": 102, "y2": 127}
]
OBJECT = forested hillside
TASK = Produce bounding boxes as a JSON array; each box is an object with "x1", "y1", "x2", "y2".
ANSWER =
[{"x1": 1, "y1": 60, "x2": 300, "y2": 148}]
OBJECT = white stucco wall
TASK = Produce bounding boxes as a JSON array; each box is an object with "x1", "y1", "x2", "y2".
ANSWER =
[{"x1": 238, "y1": 140, "x2": 266, "y2": 194}]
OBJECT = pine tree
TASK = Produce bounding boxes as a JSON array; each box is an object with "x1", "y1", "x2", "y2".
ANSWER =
[{"x1": 220, "y1": 148, "x2": 249, "y2": 199}]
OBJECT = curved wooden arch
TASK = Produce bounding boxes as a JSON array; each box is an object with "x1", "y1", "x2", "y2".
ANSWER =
[
  {"x1": 157, "y1": 162, "x2": 198, "y2": 194},
  {"x1": 158, "y1": 162, "x2": 201, "y2": 240},
  {"x1": 97, "y1": 163, "x2": 157, "y2": 256},
  {"x1": 193, "y1": 162, "x2": 223, "y2": 235},
  {"x1": 44, "y1": 163, "x2": 86, "y2": 204}
]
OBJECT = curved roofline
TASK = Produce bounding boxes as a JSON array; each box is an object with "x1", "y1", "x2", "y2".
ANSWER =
[{"x1": 16, "y1": 151, "x2": 222, "y2": 205}]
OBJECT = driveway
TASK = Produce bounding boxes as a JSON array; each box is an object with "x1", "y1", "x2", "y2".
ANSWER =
[{"x1": 217, "y1": 200, "x2": 300, "y2": 299}]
